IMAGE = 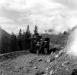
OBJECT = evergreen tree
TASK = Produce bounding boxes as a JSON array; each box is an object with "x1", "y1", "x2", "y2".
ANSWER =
[
  {"x1": 18, "y1": 29, "x2": 22, "y2": 39},
  {"x1": 32, "y1": 25, "x2": 41, "y2": 54},
  {"x1": 25, "y1": 25, "x2": 31, "y2": 38},
  {"x1": 34, "y1": 25, "x2": 39, "y2": 36},
  {"x1": 24, "y1": 25, "x2": 31, "y2": 50},
  {"x1": 17, "y1": 29, "x2": 23, "y2": 50},
  {"x1": 10, "y1": 32, "x2": 17, "y2": 51}
]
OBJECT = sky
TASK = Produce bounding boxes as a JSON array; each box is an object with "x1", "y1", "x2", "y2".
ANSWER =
[{"x1": 0, "y1": 0, "x2": 77, "y2": 34}]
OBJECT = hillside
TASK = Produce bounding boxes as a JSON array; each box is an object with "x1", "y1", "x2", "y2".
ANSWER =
[
  {"x1": 42, "y1": 32, "x2": 69, "y2": 49},
  {"x1": 0, "y1": 50, "x2": 76, "y2": 75},
  {"x1": 0, "y1": 27, "x2": 10, "y2": 53},
  {"x1": 0, "y1": 27, "x2": 10, "y2": 41}
]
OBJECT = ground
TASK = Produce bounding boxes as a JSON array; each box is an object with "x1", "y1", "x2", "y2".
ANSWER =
[
  {"x1": 0, "y1": 50, "x2": 77, "y2": 75},
  {"x1": 0, "y1": 51, "x2": 49, "y2": 75}
]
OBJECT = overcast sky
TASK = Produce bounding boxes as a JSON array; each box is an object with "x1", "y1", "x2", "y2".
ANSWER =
[{"x1": 0, "y1": 0, "x2": 77, "y2": 34}]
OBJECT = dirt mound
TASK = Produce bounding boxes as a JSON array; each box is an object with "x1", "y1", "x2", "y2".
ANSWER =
[{"x1": 46, "y1": 50, "x2": 77, "y2": 75}]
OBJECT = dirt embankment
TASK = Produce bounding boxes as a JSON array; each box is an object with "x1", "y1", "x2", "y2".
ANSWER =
[{"x1": 0, "y1": 50, "x2": 77, "y2": 75}]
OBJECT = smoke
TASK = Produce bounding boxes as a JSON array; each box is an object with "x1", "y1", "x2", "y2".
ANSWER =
[{"x1": 66, "y1": 25, "x2": 77, "y2": 57}]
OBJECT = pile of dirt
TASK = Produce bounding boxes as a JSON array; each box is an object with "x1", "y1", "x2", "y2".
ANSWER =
[
  {"x1": 0, "y1": 50, "x2": 77, "y2": 75},
  {"x1": 45, "y1": 50, "x2": 77, "y2": 75}
]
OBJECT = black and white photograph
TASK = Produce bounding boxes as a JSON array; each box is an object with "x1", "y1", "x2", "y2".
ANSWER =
[{"x1": 0, "y1": 0, "x2": 77, "y2": 75}]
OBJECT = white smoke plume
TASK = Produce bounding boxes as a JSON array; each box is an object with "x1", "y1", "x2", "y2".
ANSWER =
[{"x1": 66, "y1": 26, "x2": 77, "y2": 57}]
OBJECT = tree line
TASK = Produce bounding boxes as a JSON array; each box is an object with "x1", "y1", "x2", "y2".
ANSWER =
[
  {"x1": 0, "y1": 25, "x2": 50, "y2": 54},
  {"x1": 0, "y1": 25, "x2": 68, "y2": 54}
]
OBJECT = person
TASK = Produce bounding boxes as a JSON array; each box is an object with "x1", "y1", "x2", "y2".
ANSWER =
[{"x1": 36, "y1": 41, "x2": 40, "y2": 56}]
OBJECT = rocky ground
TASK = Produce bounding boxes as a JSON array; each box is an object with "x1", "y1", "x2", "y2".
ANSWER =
[
  {"x1": 0, "y1": 51, "x2": 49, "y2": 75},
  {"x1": 0, "y1": 50, "x2": 77, "y2": 75}
]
